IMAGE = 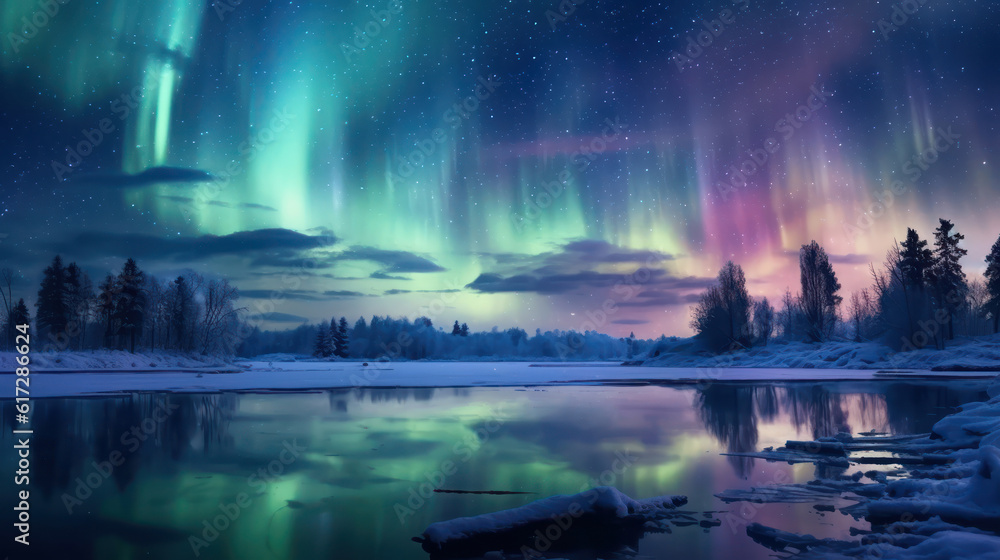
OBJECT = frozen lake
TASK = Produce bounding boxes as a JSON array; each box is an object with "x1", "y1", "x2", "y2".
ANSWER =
[{"x1": 1, "y1": 371, "x2": 991, "y2": 560}]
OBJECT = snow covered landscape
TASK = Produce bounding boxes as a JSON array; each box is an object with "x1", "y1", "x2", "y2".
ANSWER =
[{"x1": 4, "y1": 0, "x2": 1000, "y2": 558}]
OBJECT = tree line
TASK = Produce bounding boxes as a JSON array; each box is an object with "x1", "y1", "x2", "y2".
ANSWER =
[
  {"x1": 1, "y1": 256, "x2": 243, "y2": 354},
  {"x1": 239, "y1": 316, "x2": 650, "y2": 361},
  {"x1": 691, "y1": 219, "x2": 1000, "y2": 353}
]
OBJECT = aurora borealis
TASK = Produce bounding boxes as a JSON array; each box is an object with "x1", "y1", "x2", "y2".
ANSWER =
[{"x1": 1, "y1": 0, "x2": 998, "y2": 336}]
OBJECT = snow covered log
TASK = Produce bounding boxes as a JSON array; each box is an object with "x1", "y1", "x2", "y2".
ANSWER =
[{"x1": 414, "y1": 486, "x2": 687, "y2": 557}]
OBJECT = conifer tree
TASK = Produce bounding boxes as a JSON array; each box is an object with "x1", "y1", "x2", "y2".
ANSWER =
[
  {"x1": 36, "y1": 255, "x2": 69, "y2": 344},
  {"x1": 985, "y1": 233, "x2": 1000, "y2": 334},
  {"x1": 929, "y1": 219, "x2": 968, "y2": 341}
]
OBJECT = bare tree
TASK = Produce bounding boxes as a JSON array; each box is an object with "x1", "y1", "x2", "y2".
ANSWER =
[
  {"x1": 752, "y1": 297, "x2": 775, "y2": 346},
  {"x1": 848, "y1": 288, "x2": 876, "y2": 342},
  {"x1": 199, "y1": 279, "x2": 245, "y2": 355}
]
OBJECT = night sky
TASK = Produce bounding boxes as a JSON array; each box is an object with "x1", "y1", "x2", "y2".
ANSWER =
[{"x1": 1, "y1": 0, "x2": 997, "y2": 336}]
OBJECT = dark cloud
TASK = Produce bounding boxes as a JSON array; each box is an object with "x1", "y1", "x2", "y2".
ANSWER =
[
  {"x1": 827, "y1": 253, "x2": 872, "y2": 265},
  {"x1": 159, "y1": 195, "x2": 194, "y2": 203},
  {"x1": 241, "y1": 203, "x2": 278, "y2": 212},
  {"x1": 71, "y1": 166, "x2": 215, "y2": 188},
  {"x1": 240, "y1": 288, "x2": 365, "y2": 301},
  {"x1": 371, "y1": 271, "x2": 411, "y2": 281},
  {"x1": 383, "y1": 288, "x2": 459, "y2": 295},
  {"x1": 240, "y1": 289, "x2": 324, "y2": 301},
  {"x1": 334, "y1": 246, "x2": 445, "y2": 273},
  {"x1": 53, "y1": 228, "x2": 337, "y2": 262},
  {"x1": 467, "y1": 270, "x2": 664, "y2": 294},
  {"x1": 562, "y1": 239, "x2": 674, "y2": 264},
  {"x1": 782, "y1": 250, "x2": 871, "y2": 266},
  {"x1": 611, "y1": 319, "x2": 649, "y2": 325},
  {"x1": 159, "y1": 198, "x2": 276, "y2": 212},
  {"x1": 255, "y1": 312, "x2": 308, "y2": 323},
  {"x1": 467, "y1": 241, "x2": 711, "y2": 314}
]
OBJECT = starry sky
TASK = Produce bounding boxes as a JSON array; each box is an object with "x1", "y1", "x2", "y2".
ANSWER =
[{"x1": 1, "y1": 0, "x2": 998, "y2": 337}]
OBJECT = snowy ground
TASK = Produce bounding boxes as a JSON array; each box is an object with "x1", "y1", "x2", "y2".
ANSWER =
[
  {"x1": 1, "y1": 359, "x2": 996, "y2": 398},
  {"x1": 643, "y1": 334, "x2": 1000, "y2": 371},
  {"x1": 0, "y1": 334, "x2": 996, "y2": 398},
  {"x1": 0, "y1": 349, "x2": 234, "y2": 372}
]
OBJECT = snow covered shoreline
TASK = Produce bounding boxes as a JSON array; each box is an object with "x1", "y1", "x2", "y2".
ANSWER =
[
  {"x1": 0, "y1": 360, "x2": 994, "y2": 399},
  {"x1": 0, "y1": 349, "x2": 235, "y2": 372},
  {"x1": 708, "y1": 377, "x2": 1000, "y2": 559},
  {"x1": 642, "y1": 334, "x2": 1000, "y2": 371}
]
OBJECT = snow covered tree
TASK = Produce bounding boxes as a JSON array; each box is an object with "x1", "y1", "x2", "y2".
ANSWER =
[
  {"x1": 35, "y1": 255, "x2": 69, "y2": 345},
  {"x1": 752, "y1": 297, "x2": 775, "y2": 346},
  {"x1": 334, "y1": 316, "x2": 349, "y2": 358},
  {"x1": 97, "y1": 274, "x2": 118, "y2": 348},
  {"x1": 4, "y1": 298, "x2": 30, "y2": 349},
  {"x1": 929, "y1": 219, "x2": 968, "y2": 341},
  {"x1": 986, "y1": 233, "x2": 1000, "y2": 334},
  {"x1": 900, "y1": 228, "x2": 934, "y2": 288},
  {"x1": 64, "y1": 263, "x2": 94, "y2": 350},
  {"x1": 459, "y1": 322, "x2": 470, "y2": 337},
  {"x1": 799, "y1": 241, "x2": 841, "y2": 342},
  {"x1": 314, "y1": 323, "x2": 331, "y2": 357},
  {"x1": 0, "y1": 268, "x2": 16, "y2": 351},
  {"x1": 169, "y1": 275, "x2": 199, "y2": 351},
  {"x1": 350, "y1": 316, "x2": 368, "y2": 356},
  {"x1": 452, "y1": 320, "x2": 462, "y2": 336},
  {"x1": 691, "y1": 261, "x2": 752, "y2": 352}
]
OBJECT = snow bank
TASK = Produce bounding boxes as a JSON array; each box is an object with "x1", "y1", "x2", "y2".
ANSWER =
[
  {"x1": 0, "y1": 349, "x2": 235, "y2": 372},
  {"x1": 642, "y1": 334, "x2": 1000, "y2": 371}
]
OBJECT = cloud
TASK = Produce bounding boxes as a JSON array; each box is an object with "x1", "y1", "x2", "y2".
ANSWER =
[
  {"x1": 159, "y1": 195, "x2": 194, "y2": 203},
  {"x1": 562, "y1": 239, "x2": 674, "y2": 264},
  {"x1": 467, "y1": 270, "x2": 670, "y2": 294},
  {"x1": 611, "y1": 319, "x2": 649, "y2": 325},
  {"x1": 240, "y1": 288, "x2": 365, "y2": 301},
  {"x1": 466, "y1": 241, "x2": 712, "y2": 315},
  {"x1": 241, "y1": 203, "x2": 278, "y2": 212},
  {"x1": 72, "y1": 166, "x2": 215, "y2": 188},
  {"x1": 782, "y1": 249, "x2": 871, "y2": 265},
  {"x1": 53, "y1": 228, "x2": 337, "y2": 262},
  {"x1": 827, "y1": 253, "x2": 872, "y2": 265},
  {"x1": 334, "y1": 246, "x2": 446, "y2": 273},
  {"x1": 371, "y1": 271, "x2": 411, "y2": 281},
  {"x1": 240, "y1": 289, "x2": 325, "y2": 301},
  {"x1": 382, "y1": 288, "x2": 460, "y2": 295},
  {"x1": 254, "y1": 312, "x2": 309, "y2": 323},
  {"x1": 159, "y1": 197, "x2": 277, "y2": 212}
]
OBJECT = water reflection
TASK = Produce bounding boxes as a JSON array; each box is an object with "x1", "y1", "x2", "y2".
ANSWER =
[
  {"x1": 29, "y1": 394, "x2": 238, "y2": 498},
  {"x1": 3, "y1": 380, "x2": 989, "y2": 560},
  {"x1": 693, "y1": 381, "x2": 987, "y2": 477}
]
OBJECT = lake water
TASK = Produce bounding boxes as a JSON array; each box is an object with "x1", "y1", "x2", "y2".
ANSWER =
[{"x1": 1, "y1": 377, "x2": 989, "y2": 560}]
